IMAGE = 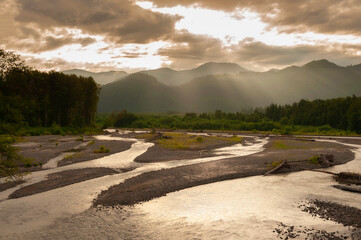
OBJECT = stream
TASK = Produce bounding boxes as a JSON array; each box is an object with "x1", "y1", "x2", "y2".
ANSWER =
[{"x1": 0, "y1": 134, "x2": 360, "y2": 239}]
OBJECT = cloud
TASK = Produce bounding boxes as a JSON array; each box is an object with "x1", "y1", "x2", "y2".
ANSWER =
[
  {"x1": 232, "y1": 40, "x2": 361, "y2": 70},
  {"x1": 23, "y1": 55, "x2": 121, "y2": 72},
  {"x1": 158, "y1": 31, "x2": 228, "y2": 69},
  {"x1": 146, "y1": 0, "x2": 361, "y2": 35},
  {"x1": 157, "y1": 35, "x2": 361, "y2": 70},
  {"x1": 16, "y1": 0, "x2": 181, "y2": 44}
]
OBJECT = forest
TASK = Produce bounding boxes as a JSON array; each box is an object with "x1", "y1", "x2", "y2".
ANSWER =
[
  {"x1": 0, "y1": 49, "x2": 100, "y2": 135},
  {"x1": 100, "y1": 96, "x2": 361, "y2": 135}
]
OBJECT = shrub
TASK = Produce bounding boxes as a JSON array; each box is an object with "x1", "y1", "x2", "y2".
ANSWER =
[
  {"x1": 94, "y1": 145, "x2": 110, "y2": 153},
  {"x1": 196, "y1": 137, "x2": 204, "y2": 142},
  {"x1": 309, "y1": 155, "x2": 320, "y2": 164}
]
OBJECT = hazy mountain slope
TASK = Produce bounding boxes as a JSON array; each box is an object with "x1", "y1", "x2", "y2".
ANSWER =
[
  {"x1": 141, "y1": 62, "x2": 247, "y2": 86},
  {"x1": 98, "y1": 60, "x2": 361, "y2": 113},
  {"x1": 98, "y1": 73, "x2": 178, "y2": 113},
  {"x1": 349, "y1": 63, "x2": 361, "y2": 75},
  {"x1": 63, "y1": 69, "x2": 128, "y2": 85}
]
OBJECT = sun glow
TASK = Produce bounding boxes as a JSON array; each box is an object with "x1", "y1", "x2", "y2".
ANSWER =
[{"x1": 136, "y1": 1, "x2": 361, "y2": 47}]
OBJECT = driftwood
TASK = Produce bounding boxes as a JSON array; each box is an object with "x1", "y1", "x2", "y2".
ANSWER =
[
  {"x1": 333, "y1": 185, "x2": 361, "y2": 194},
  {"x1": 299, "y1": 167, "x2": 337, "y2": 175},
  {"x1": 264, "y1": 160, "x2": 286, "y2": 176},
  {"x1": 319, "y1": 154, "x2": 335, "y2": 167}
]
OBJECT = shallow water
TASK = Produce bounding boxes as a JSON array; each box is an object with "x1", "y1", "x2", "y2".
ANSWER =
[
  {"x1": 0, "y1": 134, "x2": 268, "y2": 238},
  {"x1": 1, "y1": 135, "x2": 360, "y2": 239}
]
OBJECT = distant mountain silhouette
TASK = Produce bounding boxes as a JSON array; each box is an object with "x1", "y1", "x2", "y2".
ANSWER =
[
  {"x1": 99, "y1": 73, "x2": 178, "y2": 113},
  {"x1": 303, "y1": 59, "x2": 341, "y2": 69},
  {"x1": 97, "y1": 59, "x2": 361, "y2": 113},
  {"x1": 140, "y1": 62, "x2": 247, "y2": 86},
  {"x1": 348, "y1": 63, "x2": 361, "y2": 75},
  {"x1": 62, "y1": 69, "x2": 128, "y2": 85}
]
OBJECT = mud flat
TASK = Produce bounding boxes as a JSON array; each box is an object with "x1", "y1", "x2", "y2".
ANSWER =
[{"x1": 9, "y1": 168, "x2": 121, "y2": 199}]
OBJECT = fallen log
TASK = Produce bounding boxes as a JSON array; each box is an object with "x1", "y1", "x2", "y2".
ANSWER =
[
  {"x1": 299, "y1": 167, "x2": 337, "y2": 175},
  {"x1": 333, "y1": 184, "x2": 361, "y2": 194},
  {"x1": 264, "y1": 160, "x2": 286, "y2": 176}
]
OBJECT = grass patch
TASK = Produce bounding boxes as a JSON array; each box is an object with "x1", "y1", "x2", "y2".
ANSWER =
[
  {"x1": 87, "y1": 140, "x2": 95, "y2": 146},
  {"x1": 63, "y1": 152, "x2": 83, "y2": 160},
  {"x1": 271, "y1": 140, "x2": 293, "y2": 149},
  {"x1": 64, "y1": 154, "x2": 75, "y2": 160},
  {"x1": 135, "y1": 133, "x2": 159, "y2": 141},
  {"x1": 94, "y1": 146, "x2": 110, "y2": 153},
  {"x1": 267, "y1": 160, "x2": 283, "y2": 169},
  {"x1": 308, "y1": 155, "x2": 320, "y2": 164},
  {"x1": 270, "y1": 139, "x2": 329, "y2": 150},
  {"x1": 156, "y1": 132, "x2": 243, "y2": 150}
]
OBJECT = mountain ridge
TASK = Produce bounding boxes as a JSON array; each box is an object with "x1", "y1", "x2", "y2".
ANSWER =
[
  {"x1": 62, "y1": 69, "x2": 128, "y2": 85},
  {"x1": 98, "y1": 59, "x2": 361, "y2": 113}
]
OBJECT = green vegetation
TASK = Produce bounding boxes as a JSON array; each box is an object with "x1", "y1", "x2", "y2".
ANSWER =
[
  {"x1": 308, "y1": 155, "x2": 320, "y2": 164},
  {"x1": 272, "y1": 141, "x2": 290, "y2": 150},
  {"x1": 0, "y1": 49, "x2": 100, "y2": 135},
  {"x1": 265, "y1": 97, "x2": 361, "y2": 134},
  {"x1": 98, "y1": 96, "x2": 361, "y2": 136},
  {"x1": 268, "y1": 160, "x2": 283, "y2": 169},
  {"x1": 87, "y1": 140, "x2": 95, "y2": 146},
  {"x1": 94, "y1": 146, "x2": 110, "y2": 153},
  {"x1": 196, "y1": 137, "x2": 203, "y2": 142},
  {"x1": 64, "y1": 153, "x2": 83, "y2": 160},
  {"x1": 155, "y1": 132, "x2": 242, "y2": 150},
  {"x1": 0, "y1": 135, "x2": 31, "y2": 181},
  {"x1": 0, "y1": 49, "x2": 101, "y2": 180},
  {"x1": 76, "y1": 137, "x2": 84, "y2": 141}
]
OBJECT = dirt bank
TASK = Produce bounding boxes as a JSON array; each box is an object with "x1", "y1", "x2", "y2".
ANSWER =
[
  {"x1": 134, "y1": 132, "x2": 255, "y2": 163},
  {"x1": 0, "y1": 180, "x2": 24, "y2": 192},
  {"x1": 12, "y1": 135, "x2": 134, "y2": 170},
  {"x1": 58, "y1": 139, "x2": 134, "y2": 166},
  {"x1": 8, "y1": 168, "x2": 128, "y2": 199}
]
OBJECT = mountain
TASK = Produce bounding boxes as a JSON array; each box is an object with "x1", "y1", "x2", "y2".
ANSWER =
[
  {"x1": 62, "y1": 69, "x2": 128, "y2": 85},
  {"x1": 348, "y1": 63, "x2": 361, "y2": 75},
  {"x1": 303, "y1": 59, "x2": 341, "y2": 69},
  {"x1": 99, "y1": 73, "x2": 177, "y2": 113},
  {"x1": 141, "y1": 62, "x2": 247, "y2": 86},
  {"x1": 97, "y1": 60, "x2": 361, "y2": 113}
]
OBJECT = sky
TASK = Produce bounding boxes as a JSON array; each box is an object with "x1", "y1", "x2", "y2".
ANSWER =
[{"x1": 1, "y1": 0, "x2": 361, "y2": 72}]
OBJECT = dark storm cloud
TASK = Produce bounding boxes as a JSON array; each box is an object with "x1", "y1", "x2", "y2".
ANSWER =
[
  {"x1": 15, "y1": 0, "x2": 180, "y2": 44},
  {"x1": 147, "y1": 0, "x2": 361, "y2": 35}
]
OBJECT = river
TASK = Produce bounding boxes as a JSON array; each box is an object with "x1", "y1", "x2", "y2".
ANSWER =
[{"x1": 0, "y1": 134, "x2": 360, "y2": 239}]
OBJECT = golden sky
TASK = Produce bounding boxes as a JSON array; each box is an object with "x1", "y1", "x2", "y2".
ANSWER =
[{"x1": 1, "y1": 0, "x2": 361, "y2": 72}]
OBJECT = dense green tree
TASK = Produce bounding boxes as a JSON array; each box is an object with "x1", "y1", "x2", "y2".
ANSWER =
[{"x1": 0, "y1": 49, "x2": 101, "y2": 131}]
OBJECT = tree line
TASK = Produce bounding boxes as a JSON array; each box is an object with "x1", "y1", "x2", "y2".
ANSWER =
[
  {"x1": 100, "y1": 96, "x2": 361, "y2": 134},
  {"x1": 265, "y1": 96, "x2": 361, "y2": 133},
  {"x1": 0, "y1": 49, "x2": 100, "y2": 134}
]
